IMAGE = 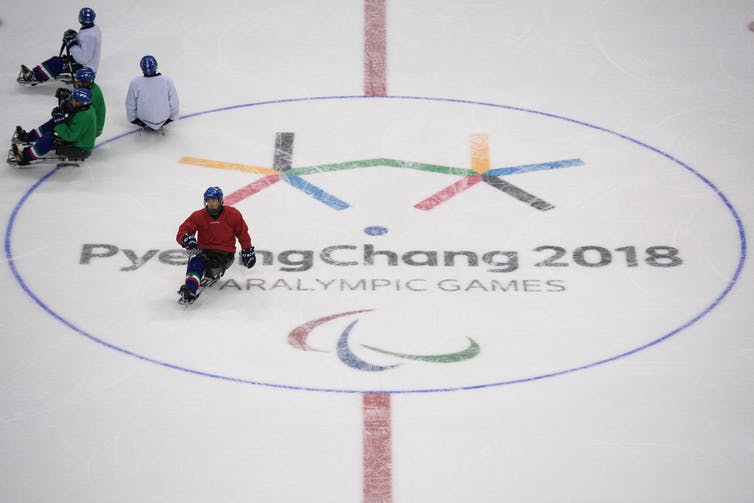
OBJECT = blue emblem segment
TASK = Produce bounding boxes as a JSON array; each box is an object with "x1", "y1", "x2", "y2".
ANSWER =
[
  {"x1": 486, "y1": 158, "x2": 584, "y2": 177},
  {"x1": 336, "y1": 320, "x2": 401, "y2": 372},
  {"x1": 364, "y1": 226, "x2": 389, "y2": 236},
  {"x1": 281, "y1": 173, "x2": 351, "y2": 210}
]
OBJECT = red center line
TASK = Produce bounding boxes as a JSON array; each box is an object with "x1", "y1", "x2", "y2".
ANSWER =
[
  {"x1": 364, "y1": 0, "x2": 387, "y2": 96},
  {"x1": 363, "y1": 393, "x2": 392, "y2": 503},
  {"x1": 363, "y1": 2, "x2": 391, "y2": 502}
]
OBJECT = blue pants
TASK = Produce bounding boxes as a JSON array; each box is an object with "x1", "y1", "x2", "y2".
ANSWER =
[
  {"x1": 21, "y1": 119, "x2": 89, "y2": 163},
  {"x1": 24, "y1": 119, "x2": 55, "y2": 142},
  {"x1": 21, "y1": 121, "x2": 57, "y2": 162},
  {"x1": 184, "y1": 250, "x2": 234, "y2": 294},
  {"x1": 33, "y1": 56, "x2": 67, "y2": 82}
]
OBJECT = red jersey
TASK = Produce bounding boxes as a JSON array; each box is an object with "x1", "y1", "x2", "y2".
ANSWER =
[{"x1": 176, "y1": 206, "x2": 252, "y2": 253}]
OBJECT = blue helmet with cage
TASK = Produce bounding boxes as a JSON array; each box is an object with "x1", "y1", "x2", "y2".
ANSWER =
[
  {"x1": 73, "y1": 67, "x2": 95, "y2": 85},
  {"x1": 71, "y1": 87, "x2": 92, "y2": 105},
  {"x1": 79, "y1": 7, "x2": 96, "y2": 26},
  {"x1": 203, "y1": 186, "x2": 224, "y2": 202},
  {"x1": 204, "y1": 186, "x2": 224, "y2": 216},
  {"x1": 140, "y1": 55, "x2": 158, "y2": 77}
]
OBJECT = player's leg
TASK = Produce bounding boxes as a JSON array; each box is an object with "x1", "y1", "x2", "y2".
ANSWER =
[
  {"x1": 23, "y1": 56, "x2": 67, "y2": 83},
  {"x1": 182, "y1": 253, "x2": 206, "y2": 295},
  {"x1": 15, "y1": 132, "x2": 56, "y2": 165},
  {"x1": 220, "y1": 253, "x2": 235, "y2": 276},
  {"x1": 18, "y1": 119, "x2": 57, "y2": 143},
  {"x1": 204, "y1": 251, "x2": 232, "y2": 280}
]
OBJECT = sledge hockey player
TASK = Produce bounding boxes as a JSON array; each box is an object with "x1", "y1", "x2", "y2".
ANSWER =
[
  {"x1": 8, "y1": 88, "x2": 96, "y2": 167},
  {"x1": 176, "y1": 187, "x2": 256, "y2": 304},
  {"x1": 53, "y1": 67, "x2": 106, "y2": 137},
  {"x1": 126, "y1": 55, "x2": 180, "y2": 132},
  {"x1": 15, "y1": 67, "x2": 106, "y2": 146},
  {"x1": 18, "y1": 7, "x2": 102, "y2": 86}
]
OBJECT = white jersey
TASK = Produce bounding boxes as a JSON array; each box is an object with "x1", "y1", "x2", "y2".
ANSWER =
[
  {"x1": 125, "y1": 74, "x2": 180, "y2": 130},
  {"x1": 70, "y1": 25, "x2": 101, "y2": 72}
]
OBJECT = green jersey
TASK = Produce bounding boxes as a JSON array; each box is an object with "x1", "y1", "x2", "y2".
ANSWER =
[
  {"x1": 89, "y1": 82, "x2": 106, "y2": 137},
  {"x1": 54, "y1": 105, "x2": 97, "y2": 151}
]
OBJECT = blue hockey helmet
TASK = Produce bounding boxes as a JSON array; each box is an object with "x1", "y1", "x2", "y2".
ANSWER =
[
  {"x1": 140, "y1": 55, "x2": 158, "y2": 77},
  {"x1": 73, "y1": 67, "x2": 95, "y2": 85},
  {"x1": 79, "y1": 7, "x2": 96, "y2": 26},
  {"x1": 203, "y1": 186, "x2": 224, "y2": 202},
  {"x1": 71, "y1": 87, "x2": 92, "y2": 105}
]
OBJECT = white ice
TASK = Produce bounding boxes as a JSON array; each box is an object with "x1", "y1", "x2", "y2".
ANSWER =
[{"x1": 1, "y1": 1, "x2": 754, "y2": 502}]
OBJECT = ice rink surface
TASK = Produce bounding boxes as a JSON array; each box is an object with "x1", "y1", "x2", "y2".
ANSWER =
[{"x1": 1, "y1": 1, "x2": 754, "y2": 502}]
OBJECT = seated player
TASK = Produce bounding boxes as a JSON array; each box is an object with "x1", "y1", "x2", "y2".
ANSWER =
[
  {"x1": 9, "y1": 88, "x2": 97, "y2": 166},
  {"x1": 176, "y1": 186, "x2": 256, "y2": 304},
  {"x1": 126, "y1": 55, "x2": 180, "y2": 131},
  {"x1": 18, "y1": 7, "x2": 101, "y2": 85},
  {"x1": 53, "y1": 67, "x2": 106, "y2": 137}
]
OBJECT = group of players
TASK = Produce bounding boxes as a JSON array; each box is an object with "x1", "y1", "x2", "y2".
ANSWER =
[
  {"x1": 10, "y1": 7, "x2": 179, "y2": 167},
  {"x1": 11, "y1": 7, "x2": 256, "y2": 304}
]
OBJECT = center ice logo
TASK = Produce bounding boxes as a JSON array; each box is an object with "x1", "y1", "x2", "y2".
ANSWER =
[{"x1": 8, "y1": 95, "x2": 745, "y2": 393}]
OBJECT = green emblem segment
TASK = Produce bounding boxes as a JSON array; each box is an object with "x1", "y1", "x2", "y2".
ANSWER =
[{"x1": 361, "y1": 337, "x2": 480, "y2": 363}]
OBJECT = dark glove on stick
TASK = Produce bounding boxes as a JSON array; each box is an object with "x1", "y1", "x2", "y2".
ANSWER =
[
  {"x1": 51, "y1": 107, "x2": 66, "y2": 124},
  {"x1": 241, "y1": 247, "x2": 256, "y2": 268},
  {"x1": 55, "y1": 87, "x2": 72, "y2": 105},
  {"x1": 181, "y1": 233, "x2": 198, "y2": 251},
  {"x1": 63, "y1": 30, "x2": 78, "y2": 49}
]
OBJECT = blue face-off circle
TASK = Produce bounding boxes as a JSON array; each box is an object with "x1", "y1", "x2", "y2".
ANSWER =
[{"x1": 4, "y1": 95, "x2": 747, "y2": 394}]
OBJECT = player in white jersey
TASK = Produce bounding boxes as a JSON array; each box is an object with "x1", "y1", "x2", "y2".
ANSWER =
[
  {"x1": 18, "y1": 7, "x2": 102, "y2": 85},
  {"x1": 126, "y1": 55, "x2": 180, "y2": 131}
]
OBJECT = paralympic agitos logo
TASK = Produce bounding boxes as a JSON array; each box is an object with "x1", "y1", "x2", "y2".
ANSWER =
[{"x1": 288, "y1": 309, "x2": 480, "y2": 372}]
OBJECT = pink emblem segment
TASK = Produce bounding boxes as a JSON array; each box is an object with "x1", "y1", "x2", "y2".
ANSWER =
[
  {"x1": 287, "y1": 309, "x2": 374, "y2": 351},
  {"x1": 223, "y1": 174, "x2": 282, "y2": 205},
  {"x1": 414, "y1": 175, "x2": 483, "y2": 210}
]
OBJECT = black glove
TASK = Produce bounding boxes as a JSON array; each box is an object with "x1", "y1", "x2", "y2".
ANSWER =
[
  {"x1": 181, "y1": 233, "x2": 198, "y2": 251},
  {"x1": 51, "y1": 107, "x2": 66, "y2": 124},
  {"x1": 61, "y1": 100, "x2": 75, "y2": 115},
  {"x1": 63, "y1": 29, "x2": 78, "y2": 49},
  {"x1": 241, "y1": 247, "x2": 256, "y2": 268},
  {"x1": 55, "y1": 87, "x2": 72, "y2": 104}
]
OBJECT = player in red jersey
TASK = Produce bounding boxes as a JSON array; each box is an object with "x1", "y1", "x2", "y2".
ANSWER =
[{"x1": 176, "y1": 186, "x2": 256, "y2": 304}]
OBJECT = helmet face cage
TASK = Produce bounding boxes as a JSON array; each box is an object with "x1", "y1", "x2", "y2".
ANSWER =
[
  {"x1": 71, "y1": 87, "x2": 92, "y2": 105},
  {"x1": 73, "y1": 67, "x2": 95, "y2": 85},
  {"x1": 79, "y1": 7, "x2": 95, "y2": 25},
  {"x1": 140, "y1": 55, "x2": 158, "y2": 77},
  {"x1": 203, "y1": 186, "x2": 224, "y2": 203}
]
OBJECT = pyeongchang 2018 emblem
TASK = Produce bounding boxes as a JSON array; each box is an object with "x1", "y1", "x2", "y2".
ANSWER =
[{"x1": 16, "y1": 96, "x2": 743, "y2": 394}]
